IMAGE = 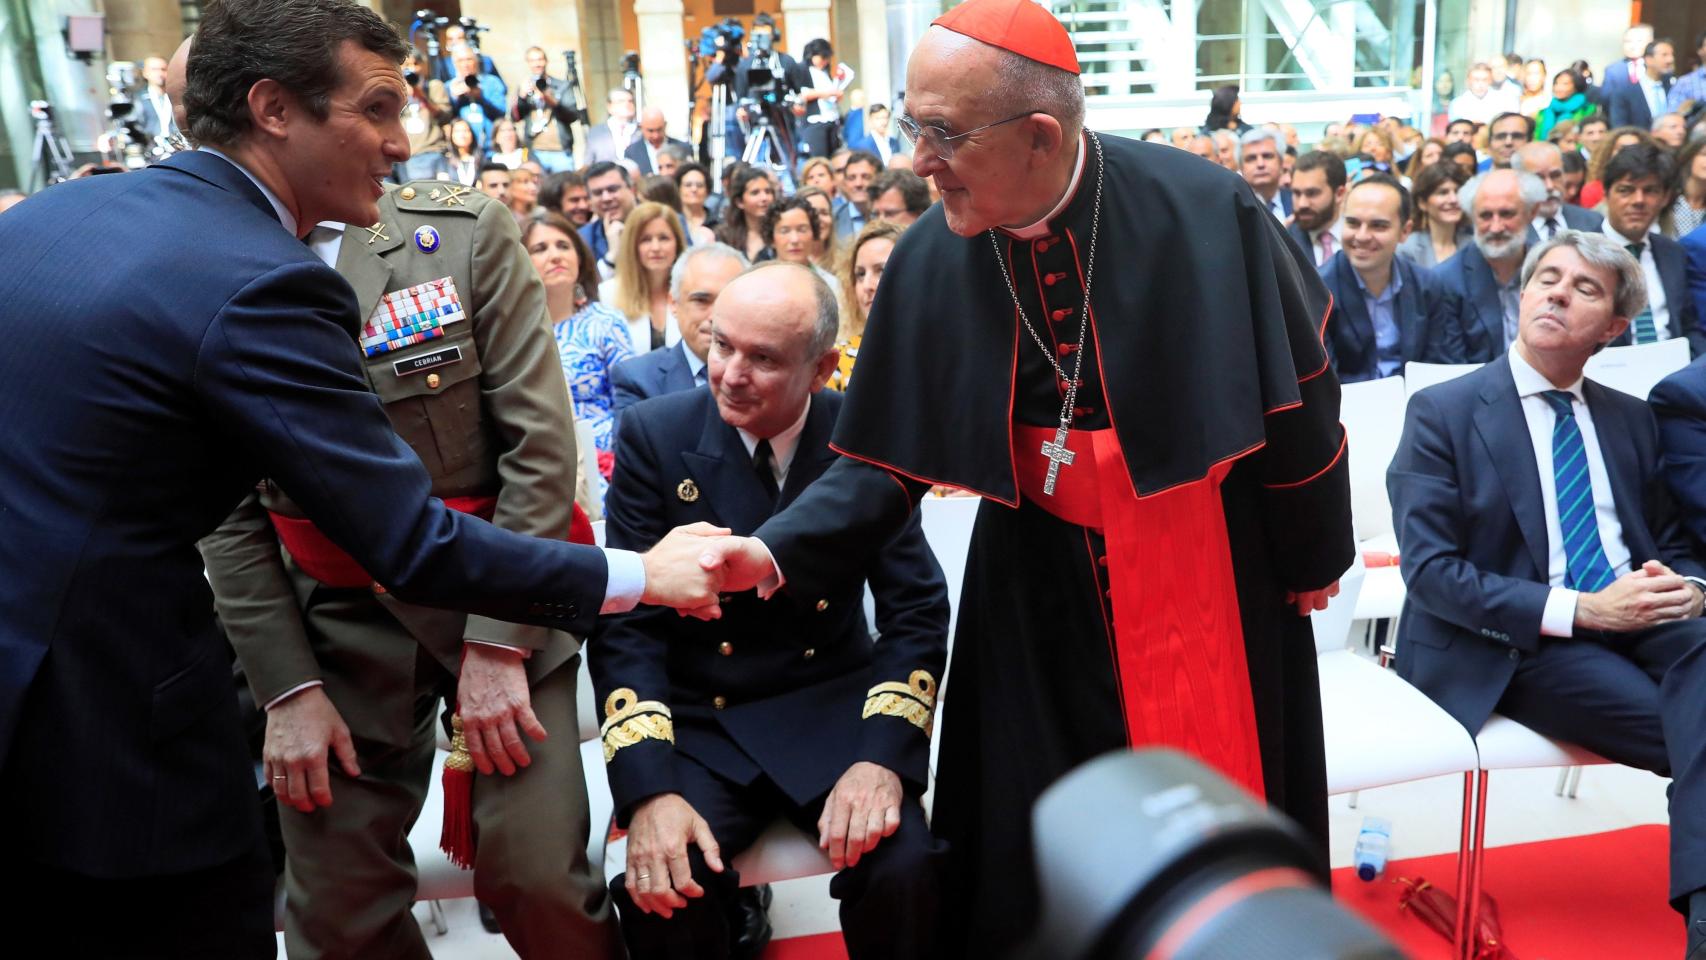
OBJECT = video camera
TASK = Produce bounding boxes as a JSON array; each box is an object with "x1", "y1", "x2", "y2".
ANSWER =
[
  {"x1": 458, "y1": 16, "x2": 489, "y2": 51},
  {"x1": 698, "y1": 17, "x2": 744, "y2": 72}
]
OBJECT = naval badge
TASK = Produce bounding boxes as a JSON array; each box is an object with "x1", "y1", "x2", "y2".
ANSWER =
[
  {"x1": 676, "y1": 479, "x2": 700, "y2": 503},
  {"x1": 414, "y1": 225, "x2": 440, "y2": 254}
]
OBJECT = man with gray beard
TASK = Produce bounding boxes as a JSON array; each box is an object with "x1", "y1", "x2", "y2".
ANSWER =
[{"x1": 1434, "y1": 167, "x2": 1548, "y2": 360}]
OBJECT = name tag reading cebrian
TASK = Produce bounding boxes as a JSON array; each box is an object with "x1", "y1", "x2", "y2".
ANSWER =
[{"x1": 392, "y1": 345, "x2": 463, "y2": 377}]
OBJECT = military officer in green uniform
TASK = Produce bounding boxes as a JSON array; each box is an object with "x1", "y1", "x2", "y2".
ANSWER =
[{"x1": 200, "y1": 180, "x2": 622, "y2": 960}]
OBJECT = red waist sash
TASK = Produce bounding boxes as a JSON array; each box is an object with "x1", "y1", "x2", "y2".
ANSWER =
[
  {"x1": 269, "y1": 495, "x2": 499, "y2": 589},
  {"x1": 1013, "y1": 424, "x2": 1266, "y2": 799}
]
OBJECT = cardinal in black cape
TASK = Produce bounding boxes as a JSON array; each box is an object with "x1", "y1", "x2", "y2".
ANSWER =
[{"x1": 704, "y1": 0, "x2": 1355, "y2": 952}]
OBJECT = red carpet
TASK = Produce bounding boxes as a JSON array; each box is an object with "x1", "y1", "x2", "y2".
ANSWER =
[
  {"x1": 762, "y1": 826, "x2": 1679, "y2": 959},
  {"x1": 1332, "y1": 825, "x2": 1680, "y2": 959}
]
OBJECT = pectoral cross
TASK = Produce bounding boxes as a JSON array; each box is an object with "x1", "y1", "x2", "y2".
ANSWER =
[{"x1": 1040, "y1": 424, "x2": 1075, "y2": 496}]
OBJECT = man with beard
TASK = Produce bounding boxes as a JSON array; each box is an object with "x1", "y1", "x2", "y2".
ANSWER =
[
  {"x1": 1514, "y1": 141, "x2": 1603, "y2": 244},
  {"x1": 1436, "y1": 168, "x2": 1547, "y2": 360},
  {"x1": 1288, "y1": 150, "x2": 1347, "y2": 267}
]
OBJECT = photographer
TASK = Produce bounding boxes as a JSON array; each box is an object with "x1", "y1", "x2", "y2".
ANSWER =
[
  {"x1": 511, "y1": 46, "x2": 581, "y2": 174},
  {"x1": 448, "y1": 43, "x2": 508, "y2": 150},
  {"x1": 796, "y1": 38, "x2": 844, "y2": 162},
  {"x1": 432, "y1": 20, "x2": 502, "y2": 84},
  {"x1": 733, "y1": 13, "x2": 805, "y2": 166},
  {"x1": 399, "y1": 49, "x2": 454, "y2": 181}
]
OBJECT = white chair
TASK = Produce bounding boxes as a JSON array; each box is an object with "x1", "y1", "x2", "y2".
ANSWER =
[
  {"x1": 1339, "y1": 377, "x2": 1409, "y2": 624},
  {"x1": 918, "y1": 495, "x2": 979, "y2": 636},
  {"x1": 1313, "y1": 559, "x2": 1479, "y2": 959},
  {"x1": 1583, "y1": 338, "x2": 1690, "y2": 400},
  {"x1": 1404, "y1": 360, "x2": 1483, "y2": 399}
]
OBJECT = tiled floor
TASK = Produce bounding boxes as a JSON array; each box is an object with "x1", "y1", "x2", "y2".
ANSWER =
[{"x1": 271, "y1": 759, "x2": 1668, "y2": 957}]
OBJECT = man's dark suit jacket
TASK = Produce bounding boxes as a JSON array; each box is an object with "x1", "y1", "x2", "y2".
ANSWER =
[
  {"x1": 1432, "y1": 240, "x2": 1516, "y2": 362},
  {"x1": 1387, "y1": 356, "x2": 1704, "y2": 734},
  {"x1": 1319, "y1": 251, "x2": 1468, "y2": 382},
  {"x1": 1686, "y1": 225, "x2": 1706, "y2": 329},
  {"x1": 1607, "y1": 73, "x2": 1673, "y2": 129},
  {"x1": 592, "y1": 388, "x2": 948, "y2": 824},
  {"x1": 1522, "y1": 204, "x2": 1604, "y2": 247},
  {"x1": 623, "y1": 136, "x2": 693, "y2": 175},
  {"x1": 611, "y1": 341, "x2": 699, "y2": 420},
  {"x1": 0, "y1": 151, "x2": 610, "y2": 878},
  {"x1": 1606, "y1": 231, "x2": 1705, "y2": 357},
  {"x1": 1650, "y1": 355, "x2": 1706, "y2": 552}
]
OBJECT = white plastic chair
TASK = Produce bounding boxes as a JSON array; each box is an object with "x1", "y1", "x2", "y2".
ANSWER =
[
  {"x1": 1339, "y1": 377, "x2": 1409, "y2": 624},
  {"x1": 1313, "y1": 559, "x2": 1479, "y2": 959},
  {"x1": 1404, "y1": 360, "x2": 1483, "y2": 400},
  {"x1": 1583, "y1": 338, "x2": 1691, "y2": 400}
]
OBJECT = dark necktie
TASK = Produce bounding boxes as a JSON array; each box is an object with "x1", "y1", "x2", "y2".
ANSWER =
[
  {"x1": 1545, "y1": 218, "x2": 1560, "y2": 239},
  {"x1": 1541, "y1": 390, "x2": 1615, "y2": 592},
  {"x1": 752, "y1": 438, "x2": 780, "y2": 503},
  {"x1": 1624, "y1": 242, "x2": 1657, "y2": 343}
]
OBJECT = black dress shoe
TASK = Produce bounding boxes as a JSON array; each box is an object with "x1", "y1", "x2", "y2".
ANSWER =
[
  {"x1": 478, "y1": 899, "x2": 502, "y2": 934},
  {"x1": 730, "y1": 884, "x2": 774, "y2": 960}
]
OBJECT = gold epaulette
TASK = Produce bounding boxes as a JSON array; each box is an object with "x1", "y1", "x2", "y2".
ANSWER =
[
  {"x1": 861, "y1": 670, "x2": 938, "y2": 737},
  {"x1": 599, "y1": 688, "x2": 674, "y2": 762}
]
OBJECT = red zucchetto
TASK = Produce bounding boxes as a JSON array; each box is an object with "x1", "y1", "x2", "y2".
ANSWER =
[{"x1": 931, "y1": 0, "x2": 1080, "y2": 75}]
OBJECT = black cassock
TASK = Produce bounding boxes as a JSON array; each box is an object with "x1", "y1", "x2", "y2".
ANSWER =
[{"x1": 754, "y1": 133, "x2": 1354, "y2": 955}]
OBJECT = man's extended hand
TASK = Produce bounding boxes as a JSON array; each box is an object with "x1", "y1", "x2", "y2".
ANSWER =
[
  {"x1": 1576, "y1": 560, "x2": 1704, "y2": 632},
  {"x1": 641, "y1": 522, "x2": 734, "y2": 616},
  {"x1": 625, "y1": 793, "x2": 724, "y2": 918},
  {"x1": 1286, "y1": 580, "x2": 1340, "y2": 617},
  {"x1": 458, "y1": 644, "x2": 547, "y2": 776},
  {"x1": 264, "y1": 686, "x2": 361, "y2": 814},
  {"x1": 817, "y1": 761, "x2": 902, "y2": 870},
  {"x1": 697, "y1": 536, "x2": 778, "y2": 595}
]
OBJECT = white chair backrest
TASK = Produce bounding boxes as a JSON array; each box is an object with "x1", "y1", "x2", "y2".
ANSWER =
[
  {"x1": 919, "y1": 495, "x2": 979, "y2": 631},
  {"x1": 1339, "y1": 376, "x2": 1408, "y2": 542},
  {"x1": 574, "y1": 419, "x2": 602, "y2": 520},
  {"x1": 591, "y1": 519, "x2": 606, "y2": 547},
  {"x1": 1584, "y1": 338, "x2": 1690, "y2": 400},
  {"x1": 1311, "y1": 555, "x2": 1367, "y2": 655},
  {"x1": 576, "y1": 651, "x2": 600, "y2": 742},
  {"x1": 1404, "y1": 360, "x2": 1482, "y2": 400}
]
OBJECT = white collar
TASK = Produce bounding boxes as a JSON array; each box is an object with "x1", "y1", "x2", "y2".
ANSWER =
[
  {"x1": 682, "y1": 341, "x2": 706, "y2": 377},
  {"x1": 736, "y1": 399, "x2": 812, "y2": 480},
  {"x1": 1005, "y1": 134, "x2": 1086, "y2": 241},
  {"x1": 1509, "y1": 345, "x2": 1584, "y2": 399},
  {"x1": 1601, "y1": 218, "x2": 1652, "y2": 246},
  {"x1": 199, "y1": 145, "x2": 298, "y2": 236}
]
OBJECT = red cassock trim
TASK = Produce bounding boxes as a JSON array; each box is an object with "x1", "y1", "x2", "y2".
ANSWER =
[
  {"x1": 270, "y1": 495, "x2": 500, "y2": 588},
  {"x1": 1015, "y1": 424, "x2": 1267, "y2": 801},
  {"x1": 1297, "y1": 291, "x2": 1335, "y2": 385}
]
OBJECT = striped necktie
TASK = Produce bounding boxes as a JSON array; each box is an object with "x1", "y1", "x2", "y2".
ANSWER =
[
  {"x1": 1625, "y1": 242, "x2": 1657, "y2": 343},
  {"x1": 1541, "y1": 390, "x2": 1615, "y2": 593}
]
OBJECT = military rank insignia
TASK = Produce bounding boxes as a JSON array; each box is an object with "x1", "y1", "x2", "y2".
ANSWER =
[
  {"x1": 413, "y1": 225, "x2": 441, "y2": 253},
  {"x1": 360, "y1": 276, "x2": 465, "y2": 357}
]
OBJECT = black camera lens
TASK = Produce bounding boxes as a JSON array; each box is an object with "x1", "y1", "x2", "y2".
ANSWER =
[
  {"x1": 404, "y1": 70, "x2": 420, "y2": 87},
  {"x1": 535, "y1": 77, "x2": 548, "y2": 92},
  {"x1": 465, "y1": 74, "x2": 480, "y2": 88}
]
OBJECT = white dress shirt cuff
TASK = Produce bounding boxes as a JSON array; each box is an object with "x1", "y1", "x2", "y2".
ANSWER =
[
  {"x1": 466, "y1": 640, "x2": 530, "y2": 658},
  {"x1": 752, "y1": 537, "x2": 785, "y2": 599},
  {"x1": 602, "y1": 548, "x2": 647, "y2": 614},
  {"x1": 263, "y1": 680, "x2": 324, "y2": 712},
  {"x1": 1541, "y1": 587, "x2": 1579, "y2": 638}
]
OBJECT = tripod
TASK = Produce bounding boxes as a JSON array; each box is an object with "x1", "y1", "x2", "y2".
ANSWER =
[
  {"x1": 740, "y1": 102, "x2": 797, "y2": 188},
  {"x1": 32, "y1": 112, "x2": 74, "y2": 190}
]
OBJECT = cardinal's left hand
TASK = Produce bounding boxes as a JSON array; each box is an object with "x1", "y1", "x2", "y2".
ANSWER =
[{"x1": 1286, "y1": 580, "x2": 1340, "y2": 617}]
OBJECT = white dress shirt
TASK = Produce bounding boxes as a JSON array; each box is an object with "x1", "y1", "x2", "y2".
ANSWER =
[
  {"x1": 1603, "y1": 219, "x2": 1670, "y2": 339},
  {"x1": 1508, "y1": 350, "x2": 1632, "y2": 637},
  {"x1": 1309, "y1": 219, "x2": 1344, "y2": 267},
  {"x1": 736, "y1": 401, "x2": 811, "y2": 490}
]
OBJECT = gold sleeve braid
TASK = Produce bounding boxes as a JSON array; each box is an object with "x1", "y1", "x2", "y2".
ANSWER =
[
  {"x1": 861, "y1": 670, "x2": 938, "y2": 737},
  {"x1": 599, "y1": 688, "x2": 675, "y2": 762}
]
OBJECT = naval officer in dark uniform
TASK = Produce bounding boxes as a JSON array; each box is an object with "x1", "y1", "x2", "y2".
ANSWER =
[{"x1": 593, "y1": 262, "x2": 950, "y2": 959}]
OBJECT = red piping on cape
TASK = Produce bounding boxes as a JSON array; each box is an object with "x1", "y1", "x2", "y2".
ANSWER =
[
  {"x1": 826, "y1": 441, "x2": 1014, "y2": 509},
  {"x1": 1262, "y1": 429, "x2": 1348, "y2": 490},
  {"x1": 1297, "y1": 291, "x2": 1335, "y2": 384}
]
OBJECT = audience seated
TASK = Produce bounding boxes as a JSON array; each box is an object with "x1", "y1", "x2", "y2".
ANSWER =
[
  {"x1": 829, "y1": 220, "x2": 904, "y2": 393},
  {"x1": 601, "y1": 202, "x2": 686, "y2": 355},
  {"x1": 1434, "y1": 168, "x2": 1547, "y2": 360},
  {"x1": 611, "y1": 244, "x2": 749, "y2": 418},
  {"x1": 715, "y1": 166, "x2": 778, "y2": 263},
  {"x1": 581, "y1": 161, "x2": 639, "y2": 279},
  {"x1": 1390, "y1": 230, "x2": 1706, "y2": 952},
  {"x1": 1399, "y1": 160, "x2": 1471, "y2": 268},
  {"x1": 1596, "y1": 144, "x2": 1701, "y2": 354},
  {"x1": 1289, "y1": 150, "x2": 1347, "y2": 266},
  {"x1": 593, "y1": 261, "x2": 949, "y2": 960},
  {"x1": 1513, "y1": 141, "x2": 1604, "y2": 244}
]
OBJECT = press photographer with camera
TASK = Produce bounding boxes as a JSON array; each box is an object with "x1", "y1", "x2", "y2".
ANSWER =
[
  {"x1": 512, "y1": 46, "x2": 582, "y2": 174},
  {"x1": 733, "y1": 13, "x2": 805, "y2": 169},
  {"x1": 400, "y1": 49, "x2": 455, "y2": 181},
  {"x1": 449, "y1": 42, "x2": 508, "y2": 150},
  {"x1": 430, "y1": 18, "x2": 502, "y2": 84},
  {"x1": 796, "y1": 39, "x2": 845, "y2": 162}
]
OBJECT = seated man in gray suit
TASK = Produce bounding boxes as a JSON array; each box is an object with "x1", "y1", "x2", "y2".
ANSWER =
[
  {"x1": 1389, "y1": 230, "x2": 1706, "y2": 957},
  {"x1": 1513, "y1": 141, "x2": 1603, "y2": 244}
]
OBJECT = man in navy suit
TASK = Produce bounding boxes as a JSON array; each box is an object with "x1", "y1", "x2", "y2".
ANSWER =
[
  {"x1": 1686, "y1": 223, "x2": 1706, "y2": 325},
  {"x1": 1390, "y1": 231, "x2": 1706, "y2": 953},
  {"x1": 1288, "y1": 150, "x2": 1346, "y2": 266},
  {"x1": 1597, "y1": 144, "x2": 1703, "y2": 355},
  {"x1": 1239, "y1": 127, "x2": 1291, "y2": 220},
  {"x1": 594, "y1": 261, "x2": 949, "y2": 959},
  {"x1": 1319, "y1": 174, "x2": 1468, "y2": 381},
  {"x1": 1600, "y1": 23, "x2": 1655, "y2": 107},
  {"x1": 1609, "y1": 38, "x2": 1675, "y2": 130},
  {"x1": 624, "y1": 106, "x2": 693, "y2": 175},
  {"x1": 1434, "y1": 168, "x2": 1547, "y2": 360},
  {"x1": 847, "y1": 103, "x2": 902, "y2": 167},
  {"x1": 1514, "y1": 141, "x2": 1604, "y2": 246},
  {"x1": 613, "y1": 243, "x2": 749, "y2": 419},
  {"x1": 0, "y1": 2, "x2": 724, "y2": 953}
]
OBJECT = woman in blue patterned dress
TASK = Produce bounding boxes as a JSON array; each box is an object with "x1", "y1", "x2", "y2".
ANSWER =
[{"x1": 523, "y1": 212, "x2": 634, "y2": 503}]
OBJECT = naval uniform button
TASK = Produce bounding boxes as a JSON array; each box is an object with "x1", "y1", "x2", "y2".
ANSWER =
[
  {"x1": 803, "y1": 648, "x2": 816, "y2": 660},
  {"x1": 718, "y1": 642, "x2": 733, "y2": 656},
  {"x1": 713, "y1": 695, "x2": 727, "y2": 710},
  {"x1": 815, "y1": 599, "x2": 829, "y2": 612},
  {"x1": 1508, "y1": 649, "x2": 1520, "y2": 661},
  {"x1": 426, "y1": 373, "x2": 441, "y2": 389},
  {"x1": 399, "y1": 186, "x2": 417, "y2": 200}
]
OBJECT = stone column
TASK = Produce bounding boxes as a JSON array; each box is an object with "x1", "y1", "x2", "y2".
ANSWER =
[
  {"x1": 104, "y1": 0, "x2": 185, "y2": 64},
  {"x1": 781, "y1": 0, "x2": 833, "y2": 50},
  {"x1": 632, "y1": 0, "x2": 692, "y2": 140},
  {"x1": 885, "y1": 0, "x2": 939, "y2": 106},
  {"x1": 856, "y1": 0, "x2": 892, "y2": 109}
]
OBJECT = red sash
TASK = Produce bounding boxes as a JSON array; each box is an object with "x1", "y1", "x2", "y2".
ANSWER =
[
  {"x1": 1014, "y1": 424, "x2": 1266, "y2": 799},
  {"x1": 268, "y1": 495, "x2": 500, "y2": 589}
]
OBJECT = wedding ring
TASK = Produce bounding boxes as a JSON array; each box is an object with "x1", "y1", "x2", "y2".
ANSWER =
[
  {"x1": 272, "y1": 775, "x2": 287, "y2": 781},
  {"x1": 637, "y1": 873, "x2": 652, "y2": 881}
]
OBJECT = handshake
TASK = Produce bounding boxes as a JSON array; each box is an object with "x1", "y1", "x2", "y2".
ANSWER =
[{"x1": 636, "y1": 522, "x2": 778, "y2": 619}]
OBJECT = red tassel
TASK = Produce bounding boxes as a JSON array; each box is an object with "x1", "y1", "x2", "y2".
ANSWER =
[{"x1": 439, "y1": 708, "x2": 477, "y2": 870}]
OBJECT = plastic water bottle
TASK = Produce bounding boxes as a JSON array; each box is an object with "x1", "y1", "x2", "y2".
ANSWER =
[{"x1": 1353, "y1": 816, "x2": 1392, "y2": 881}]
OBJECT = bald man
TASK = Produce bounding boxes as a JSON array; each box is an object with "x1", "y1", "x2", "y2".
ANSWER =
[{"x1": 624, "y1": 106, "x2": 690, "y2": 176}]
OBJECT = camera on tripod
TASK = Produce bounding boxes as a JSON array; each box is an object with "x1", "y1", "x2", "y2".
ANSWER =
[
  {"x1": 620, "y1": 51, "x2": 642, "y2": 83},
  {"x1": 697, "y1": 18, "x2": 744, "y2": 72},
  {"x1": 458, "y1": 16, "x2": 489, "y2": 49},
  {"x1": 29, "y1": 100, "x2": 52, "y2": 122}
]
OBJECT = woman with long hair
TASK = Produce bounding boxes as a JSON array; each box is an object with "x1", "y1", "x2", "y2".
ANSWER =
[
  {"x1": 713, "y1": 166, "x2": 775, "y2": 262},
  {"x1": 793, "y1": 185, "x2": 838, "y2": 273},
  {"x1": 488, "y1": 117, "x2": 526, "y2": 169},
  {"x1": 1358, "y1": 128, "x2": 1399, "y2": 175},
  {"x1": 799, "y1": 156, "x2": 837, "y2": 201},
  {"x1": 1396, "y1": 161, "x2": 1472, "y2": 269},
  {"x1": 602, "y1": 202, "x2": 686, "y2": 355},
  {"x1": 674, "y1": 161, "x2": 719, "y2": 236},
  {"x1": 1535, "y1": 69, "x2": 1595, "y2": 141},
  {"x1": 448, "y1": 119, "x2": 481, "y2": 186},
  {"x1": 637, "y1": 175, "x2": 711, "y2": 246},
  {"x1": 1201, "y1": 84, "x2": 1250, "y2": 135},
  {"x1": 522, "y1": 213, "x2": 633, "y2": 500},
  {"x1": 829, "y1": 220, "x2": 905, "y2": 391},
  {"x1": 1519, "y1": 58, "x2": 1552, "y2": 116},
  {"x1": 1661, "y1": 138, "x2": 1706, "y2": 239},
  {"x1": 1403, "y1": 138, "x2": 1446, "y2": 181}
]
